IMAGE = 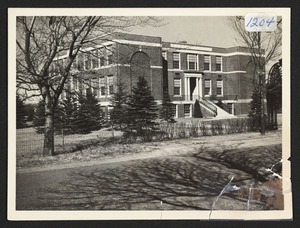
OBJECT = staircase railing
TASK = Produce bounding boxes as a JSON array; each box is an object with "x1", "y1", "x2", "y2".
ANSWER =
[{"x1": 199, "y1": 98, "x2": 217, "y2": 116}]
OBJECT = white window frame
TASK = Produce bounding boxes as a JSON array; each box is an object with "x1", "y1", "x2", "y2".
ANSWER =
[
  {"x1": 216, "y1": 56, "x2": 222, "y2": 72},
  {"x1": 204, "y1": 55, "x2": 211, "y2": 71},
  {"x1": 91, "y1": 78, "x2": 98, "y2": 96},
  {"x1": 71, "y1": 55, "x2": 78, "y2": 72},
  {"x1": 106, "y1": 45, "x2": 113, "y2": 65},
  {"x1": 204, "y1": 79, "x2": 212, "y2": 97},
  {"x1": 184, "y1": 104, "x2": 192, "y2": 118},
  {"x1": 84, "y1": 52, "x2": 92, "y2": 70},
  {"x1": 107, "y1": 75, "x2": 114, "y2": 96},
  {"x1": 99, "y1": 77, "x2": 106, "y2": 98},
  {"x1": 187, "y1": 54, "x2": 198, "y2": 70},
  {"x1": 216, "y1": 79, "x2": 223, "y2": 97},
  {"x1": 173, "y1": 78, "x2": 181, "y2": 96},
  {"x1": 91, "y1": 49, "x2": 99, "y2": 69},
  {"x1": 171, "y1": 104, "x2": 178, "y2": 118},
  {"x1": 173, "y1": 52, "x2": 180, "y2": 70}
]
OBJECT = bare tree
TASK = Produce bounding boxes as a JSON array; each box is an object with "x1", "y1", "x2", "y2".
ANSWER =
[
  {"x1": 16, "y1": 16, "x2": 161, "y2": 156},
  {"x1": 226, "y1": 16, "x2": 282, "y2": 134}
]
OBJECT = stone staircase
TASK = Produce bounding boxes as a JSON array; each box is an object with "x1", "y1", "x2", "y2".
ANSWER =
[
  {"x1": 199, "y1": 99, "x2": 235, "y2": 118},
  {"x1": 206, "y1": 100, "x2": 236, "y2": 118}
]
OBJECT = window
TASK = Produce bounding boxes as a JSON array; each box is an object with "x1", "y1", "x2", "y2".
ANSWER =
[
  {"x1": 204, "y1": 55, "x2": 210, "y2": 71},
  {"x1": 162, "y1": 51, "x2": 167, "y2": 60},
  {"x1": 84, "y1": 52, "x2": 91, "y2": 70},
  {"x1": 217, "y1": 79, "x2": 223, "y2": 96},
  {"x1": 204, "y1": 79, "x2": 211, "y2": 96},
  {"x1": 187, "y1": 54, "x2": 197, "y2": 70},
  {"x1": 99, "y1": 77, "x2": 105, "y2": 97},
  {"x1": 99, "y1": 48, "x2": 105, "y2": 67},
  {"x1": 91, "y1": 50, "x2": 98, "y2": 69},
  {"x1": 91, "y1": 78, "x2": 98, "y2": 97},
  {"x1": 216, "y1": 56, "x2": 222, "y2": 71},
  {"x1": 77, "y1": 53, "x2": 84, "y2": 71},
  {"x1": 173, "y1": 78, "x2": 181, "y2": 96},
  {"x1": 227, "y1": 103, "x2": 234, "y2": 114},
  {"x1": 173, "y1": 52, "x2": 180, "y2": 69},
  {"x1": 171, "y1": 104, "x2": 177, "y2": 118},
  {"x1": 100, "y1": 56, "x2": 105, "y2": 67},
  {"x1": 107, "y1": 76, "x2": 114, "y2": 95},
  {"x1": 107, "y1": 45, "x2": 113, "y2": 65},
  {"x1": 73, "y1": 76, "x2": 78, "y2": 91},
  {"x1": 184, "y1": 104, "x2": 191, "y2": 118},
  {"x1": 82, "y1": 79, "x2": 89, "y2": 96}
]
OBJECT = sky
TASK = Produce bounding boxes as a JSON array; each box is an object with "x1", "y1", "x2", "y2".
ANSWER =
[{"x1": 129, "y1": 16, "x2": 237, "y2": 48}]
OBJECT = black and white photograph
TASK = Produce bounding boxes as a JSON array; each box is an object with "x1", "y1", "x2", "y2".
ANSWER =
[{"x1": 8, "y1": 8, "x2": 292, "y2": 220}]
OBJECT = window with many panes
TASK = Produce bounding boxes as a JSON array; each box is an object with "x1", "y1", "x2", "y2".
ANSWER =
[
  {"x1": 107, "y1": 45, "x2": 113, "y2": 65},
  {"x1": 227, "y1": 103, "x2": 234, "y2": 114},
  {"x1": 82, "y1": 79, "x2": 89, "y2": 96},
  {"x1": 71, "y1": 56, "x2": 78, "y2": 71},
  {"x1": 187, "y1": 54, "x2": 197, "y2": 70},
  {"x1": 173, "y1": 78, "x2": 181, "y2": 96},
  {"x1": 216, "y1": 79, "x2": 223, "y2": 96},
  {"x1": 91, "y1": 50, "x2": 98, "y2": 69},
  {"x1": 184, "y1": 104, "x2": 191, "y2": 118},
  {"x1": 91, "y1": 78, "x2": 98, "y2": 97},
  {"x1": 204, "y1": 79, "x2": 211, "y2": 96},
  {"x1": 216, "y1": 56, "x2": 222, "y2": 71},
  {"x1": 84, "y1": 52, "x2": 91, "y2": 70},
  {"x1": 204, "y1": 55, "x2": 210, "y2": 71},
  {"x1": 99, "y1": 77, "x2": 105, "y2": 97},
  {"x1": 77, "y1": 53, "x2": 84, "y2": 71},
  {"x1": 73, "y1": 76, "x2": 78, "y2": 91},
  {"x1": 107, "y1": 75, "x2": 114, "y2": 95},
  {"x1": 171, "y1": 104, "x2": 177, "y2": 118},
  {"x1": 173, "y1": 52, "x2": 180, "y2": 69}
]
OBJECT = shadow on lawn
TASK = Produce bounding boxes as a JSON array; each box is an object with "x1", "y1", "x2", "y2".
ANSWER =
[{"x1": 37, "y1": 144, "x2": 281, "y2": 210}]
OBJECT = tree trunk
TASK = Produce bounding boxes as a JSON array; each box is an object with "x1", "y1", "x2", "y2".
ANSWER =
[{"x1": 43, "y1": 94, "x2": 55, "y2": 156}]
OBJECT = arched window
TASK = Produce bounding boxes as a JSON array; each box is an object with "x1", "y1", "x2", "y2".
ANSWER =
[{"x1": 130, "y1": 51, "x2": 151, "y2": 90}]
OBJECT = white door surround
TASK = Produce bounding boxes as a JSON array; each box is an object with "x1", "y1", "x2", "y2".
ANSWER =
[{"x1": 184, "y1": 73, "x2": 202, "y2": 101}]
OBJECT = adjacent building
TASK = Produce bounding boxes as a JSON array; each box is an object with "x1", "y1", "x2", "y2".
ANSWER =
[{"x1": 57, "y1": 32, "x2": 258, "y2": 119}]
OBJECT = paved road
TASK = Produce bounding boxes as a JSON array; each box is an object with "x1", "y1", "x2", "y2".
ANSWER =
[{"x1": 16, "y1": 141, "x2": 281, "y2": 211}]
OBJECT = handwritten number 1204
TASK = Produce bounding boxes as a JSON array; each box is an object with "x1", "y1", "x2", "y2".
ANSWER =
[{"x1": 246, "y1": 17, "x2": 275, "y2": 28}]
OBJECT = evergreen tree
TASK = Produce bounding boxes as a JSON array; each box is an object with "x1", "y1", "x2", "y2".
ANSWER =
[
  {"x1": 126, "y1": 76, "x2": 158, "y2": 135},
  {"x1": 193, "y1": 99, "x2": 203, "y2": 118},
  {"x1": 33, "y1": 100, "x2": 45, "y2": 133},
  {"x1": 54, "y1": 96, "x2": 78, "y2": 135},
  {"x1": 73, "y1": 89, "x2": 103, "y2": 134},
  {"x1": 16, "y1": 95, "x2": 27, "y2": 129},
  {"x1": 110, "y1": 79, "x2": 128, "y2": 130},
  {"x1": 24, "y1": 104, "x2": 35, "y2": 122},
  {"x1": 160, "y1": 91, "x2": 175, "y2": 122},
  {"x1": 249, "y1": 88, "x2": 262, "y2": 131}
]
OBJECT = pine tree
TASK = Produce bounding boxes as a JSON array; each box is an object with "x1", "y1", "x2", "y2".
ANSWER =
[
  {"x1": 193, "y1": 99, "x2": 203, "y2": 118},
  {"x1": 16, "y1": 95, "x2": 27, "y2": 129},
  {"x1": 55, "y1": 96, "x2": 78, "y2": 135},
  {"x1": 249, "y1": 88, "x2": 262, "y2": 131},
  {"x1": 160, "y1": 91, "x2": 175, "y2": 122},
  {"x1": 126, "y1": 76, "x2": 158, "y2": 135},
  {"x1": 110, "y1": 79, "x2": 128, "y2": 130},
  {"x1": 33, "y1": 100, "x2": 45, "y2": 133},
  {"x1": 73, "y1": 89, "x2": 103, "y2": 134}
]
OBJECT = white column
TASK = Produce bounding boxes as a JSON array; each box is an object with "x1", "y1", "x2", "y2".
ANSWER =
[
  {"x1": 199, "y1": 76, "x2": 203, "y2": 100},
  {"x1": 187, "y1": 77, "x2": 190, "y2": 101},
  {"x1": 184, "y1": 77, "x2": 187, "y2": 100},
  {"x1": 195, "y1": 77, "x2": 199, "y2": 98}
]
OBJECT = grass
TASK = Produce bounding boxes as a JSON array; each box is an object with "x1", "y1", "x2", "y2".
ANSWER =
[{"x1": 16, "y1": 116, "x2": 282, "y2": 169}]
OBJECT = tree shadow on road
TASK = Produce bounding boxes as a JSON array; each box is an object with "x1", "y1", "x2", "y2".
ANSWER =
[{"x1": 34, "y1": 144, "x2": 281, "y2": 210}]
